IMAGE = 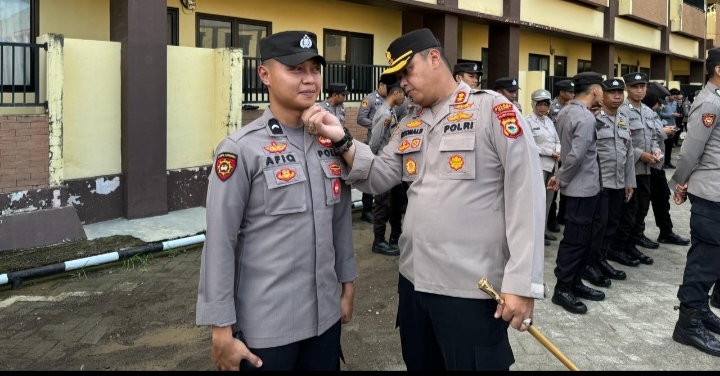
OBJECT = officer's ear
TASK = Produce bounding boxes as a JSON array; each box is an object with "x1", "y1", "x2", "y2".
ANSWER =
[{"x1": 258, "y1": 60, "x2": 274, "y2": 86}]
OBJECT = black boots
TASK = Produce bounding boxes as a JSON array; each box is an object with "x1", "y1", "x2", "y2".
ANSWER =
[
  {"x1": 360, "y1": 211, "x2": 374, "y2": 224},
  {"x1": 582, "y1": 263, "x2": 612, "y2": 288},
  {"x1": 597, "y1": 258, "x2": 627, "y2": 280},
  {"x1": 372, "y1": 239, "x2": 399, "y2": 256},
  {"x1": 606, "y1": 246, "x2": 640, "y2": 267},
  {"x1": 572, "y1": 279, "x2": 605, "y2": 301},
  {"x1": 672, "y1": 305, "x2": 720, "y2": 357},
  {"x1": 552, "y1": 282, "x2": 587, "y2": 314},
  {"x1": 389, "y1": 233, "x2": 401, "y2": 247},
  {"x1": 626, "y1": 245, "x2": 653, "y2": 265},
  {"x1": 711, "y1": 286, "x2": 720, "y2": 309}
]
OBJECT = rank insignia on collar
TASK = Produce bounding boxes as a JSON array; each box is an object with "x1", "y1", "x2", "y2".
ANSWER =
[
  {"x1": 328, "y1": 161, "x2": 342, "y2": 176},
  {"x1": 333, "y1": 179, "x2": 341, "y2": 197},
  {"x1": 268, "y1": 118, "x2": 283, "y2": 135},
  {"x1": 276, "y1": 168, "x2": 297, "y2": 182},
  {"x1": 454, "y1": 102, "x2": 473, "y2": 110},
  {"x1": 703, "y1": 113, "x2": 716, "y2": 128},
  {"x1": 318, "y1": 136, "x2": 333, "y2": 147},
  {"x1": 449, "y1": 155, "x2": 465, "y2": 171},
  {"x1": 215, "y1": 152, "x2": 237, "y2": 182},
  {"x1": 415, "y1": 107, "x2": 424, "y2": 117},
  {"x1": 455, "y1": 91, "x2": 467, "y2": 104},
  {"x1": 447, "y1": 112, "x2": 473, "y2": 122},
  {"x1": 405, "y1": 158, "x2": 417, "y2": 175},
  {"x1": 263, "y1": 141, "x2": 287, "y2": 154},
  {"x1": 406, "y1": 119, "x2": 422, "y2": 128}
]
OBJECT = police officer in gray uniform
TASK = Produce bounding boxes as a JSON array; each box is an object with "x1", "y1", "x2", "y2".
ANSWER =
[
  {"x1": 609, "y1": 72, "x2": 661, "y2": 267},
  {"x1": 668, "y1": 47, "x2": 720, "y2": 357},
  {"x1": 356, "y1": 82, "x2": 388, "y2": 223},
  {"x1": 303, "y1": 28, "x2": 546, "y2": 371},
  {"x1": 320, "y1": 82, "x2": 349, "y2": 126},
  {"x1": 548, "y1": 72, "x2": 606, "y2": 314},
  {"x1": 196, "y1": 31, "x2": 357, "y2": 371},
  {"x1": 547, "y1": 80, "x2": 575, "y2": 231},
  {"x1": 453, "y1": 62, "x2": 481, "y2": 89},
  {"x1": 582, "y1": 79, "x2": 634, "y2": 287},
  {"x1": 495, "y1": 77, "x2": 523, "y2": 114}
]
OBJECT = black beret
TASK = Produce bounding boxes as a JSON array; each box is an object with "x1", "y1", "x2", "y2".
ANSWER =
[
  {"x1": 260, "y1": 31, "x2": 326, "y2": 67},
  {"x1": 572, "y1": 72, "x2": 604, "y2": 86}
]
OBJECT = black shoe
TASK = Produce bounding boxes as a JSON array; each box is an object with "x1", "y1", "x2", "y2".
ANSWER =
[
  {"x1": 572, "y1": 280, "x2": 605, "y2": 301},
  {"x1": 664, "y1": 162, "x2": 677, "y2": 169},
  {"x1": 545, "y1": 233, "x2": 557, "y2": 241},
  {"x1": 711, "y1": 286, "x2": 720, "y2": 309},
  {"x1": 372, "y1": 240, "x2": 399, "y2": 256},
  {"x1": 627, "y1": 246, "x2": 653, "y2": 265},
  {"x1": 360, "y1": 212, "x2": 374, "y2": 224},
  {"x1": 698, "y1": 304, "x2": 720, "y2": 335},
  {"x1": 657, "y1": 232, "x2": 691, "y2": 246},
  {"x1": 389, "y1": 233, "x2": 400, "y2": 247},
  {"x1": 581, "y1": 265, "x2": 612, "y2": 288},
  {"x1": 606, "y1": 249, "x2": 640, "y2": 267},
  {"x1": 544, "y1": 239, "x2": 551, "y2": 246},
  {"x1": 638, "y1": 236, "x2": 660, "y2": 250},
  {"x1": 551, "y1": 284, "x2": 588, "y2": 314},
  {"x1": 547, "y1": 221, "x2": 561, "y2": 233},
  {"x1": 672, "y1": 305, "x2": 720, "y2": 357},
  {"x1": 597, "y1": 259, "x2": 627, "y2": 280}
]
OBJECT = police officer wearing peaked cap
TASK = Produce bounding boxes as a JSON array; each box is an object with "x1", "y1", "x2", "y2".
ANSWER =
[
  {"x1": 304, "y1": 27, "x2": 547, "y2": 371},
  {"x1": 196, "y1": 30, "x2": 357, "y2": 371},
  {"x1": 668, "y1": 47, "x2": 720, "y2": 357},
  {"x1": 495, "y1": 77, "x2": 523, "y2": 114},
  {"x1": 453, "y1": 62, "x2": 481, "y2": 89},
  {"x1": 547, "y1": 80, "x2": 575, "y2": 233},
  {"x1": 548, "y1": 71, "x2": 606, "y2": 315}
]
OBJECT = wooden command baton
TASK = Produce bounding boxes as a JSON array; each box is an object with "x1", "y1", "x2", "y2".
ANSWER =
[{"x1": 477, "y1": 278, "x2": 579, "y2": 371}]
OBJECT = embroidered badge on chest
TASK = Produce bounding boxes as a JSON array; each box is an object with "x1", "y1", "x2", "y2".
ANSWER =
[
  {"x1": 455, "y1": 91, "x2": 467, "y2": 104},
  {"x1": 449, "y1": 155, "x2": 465, "y2": 171},
  {"x1": 405, "y1": 158, "x2": 417, "y2": 175},
  {"x1": 215, "y1": 152, "x2": 237, "y2": 182},
  {"x1": 276, "y1": 168, "x2": 297, "y2": 182},
  {"x1": 263, "y1": 141, "x2": 287, "y2": 154},
  {"x1": 702, "y1": 113, "x2": 716, "y2": 128},
  {"x1": 333, "y1": 179, "x2": 341, "y2": 197},
  {"x1": 328, "y1": 161, "x2": 342, "y2": 176},
  {"x1": 406, "y1": 120, "x2": 422, "y2": 128},
  {"x1": 318, "y1": 136, "x2": 334, "y2": 148},
  {"x1": 454, "y1": 102, "x2": 474, "y2": 110},
  {"x1": 447, "y1": 112, "x2": 473, "y2": 122}
]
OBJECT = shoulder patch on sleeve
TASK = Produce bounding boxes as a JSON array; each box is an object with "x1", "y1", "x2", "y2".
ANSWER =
[
  {"x1": 702, "y1": 113, "x2": 716, "y2": 128},
  {"x1": 215, "y1": 153, "x2": 238, "y2": 181},
  {"x1": 362, "y1": 100, "x2": 369, "y2": 107}
]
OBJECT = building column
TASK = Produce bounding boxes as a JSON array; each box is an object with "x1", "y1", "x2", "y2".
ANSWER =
[
  {"x1": 110, "y1": 0, "x2": 168, "y2": 219},
  {"x1": 423, "y1": 13, "x2": 459, "y2": 68},
  {"x1": 591, "y1": 43, "x2": 616, "y2": 79},
  {"x1": 487, "y1": 24, "x2": 520, "y2": 86},
  {"x1": 650, "y1": 54, "x2": 670, "y2": 82},
  {"x1": 690, "y1": 61, "x2": 705, "y2": 84}
]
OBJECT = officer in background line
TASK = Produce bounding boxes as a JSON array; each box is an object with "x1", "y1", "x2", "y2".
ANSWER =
[
  {"x1": 547, "y1": 80, "x2": 575, "y2": 231},
  {"x1": 453, "y1": 62, "x2": 481, "y2": 89},
  {"x1": 196, "y1": 31, "x2": 357, "y2": 371},
  {"x1": 304, "y1": 28, "x2": 546, "y2": 371},
  {"x1": 548, "y1": 71, "x2": 606, "y2": 315},
  {"x1": 669, "y1": 47, "x2": 720, "y2": 357},
  {"x1": 583, "y1": 79, "x2": 634, "y2": 288},
  {"x1": 356, "y1": 81, "x2": 388, "y2": 223},
  {"x1": 320, "y1": 82, "x2": 349, "y2": 126},
  {"x1": 495, "y1": 77, "x2": 523, "y2": 114}
]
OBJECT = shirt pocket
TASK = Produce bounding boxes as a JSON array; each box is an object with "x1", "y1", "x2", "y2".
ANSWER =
[
  {"x1": 319, "y1": 158, "x2": 344, "y2": 206},
  {"x1": 437, "y1": 134, "x2": 476, "y2": 180},
  {"x1": 395, "y1": 135, "x2": 424, "y2": 183},
  {"x1": 262, "y1": 164, "x2": 308, "y2": 215}
]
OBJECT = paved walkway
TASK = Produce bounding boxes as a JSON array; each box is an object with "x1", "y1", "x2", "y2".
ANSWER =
[{"x1": 2, "y1": 175, "x2": 720, "y2": 370}]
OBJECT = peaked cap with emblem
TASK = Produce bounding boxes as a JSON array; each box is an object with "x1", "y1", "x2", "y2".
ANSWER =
[
  {"x1": 623, "y1": 72, "x2": 648, "y2": 86},
  {"x1": 572, "y1": 72, "x2": 604, "y2": 87},
  {"x1": 494, "y1": 77, "x2": 520, "y2": 91},
  {"x1": 453, "y1": 62, "x2": 482, "y2": 76},
  {"x1": 554, "y1": 80, "x2": 575, "y2": 93},
  {"x1": 602, "y1": 78, "x2": 625, "y2": 91},
  {"x1": 328, "y1": 82, "x2": 350, "y2": 96},
  {"x1": 259, "y1": 31, "x2": 326, "y2": 67},
  {"x1": 530, "y1": 89, "x2": 552, "y2": 102},
  {"x1": 380, "y1": 28, "x2": 441, "y2": 85}
]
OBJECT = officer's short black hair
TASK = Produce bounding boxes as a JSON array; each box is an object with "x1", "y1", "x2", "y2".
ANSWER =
[
  {"x1": 707, "y1": 48, "x2": 720, "y2": 77},
  {"x1": 418, "y1": 47, "x2": 452, "y2": 73},
  {"x1": 387, "y1": 84, "x2": 404, "y2": 96}
]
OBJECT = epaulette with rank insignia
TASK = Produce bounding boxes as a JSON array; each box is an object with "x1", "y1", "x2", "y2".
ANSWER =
[{"x1": 228, "y1": 118, "x2": 266, "y2": 142}]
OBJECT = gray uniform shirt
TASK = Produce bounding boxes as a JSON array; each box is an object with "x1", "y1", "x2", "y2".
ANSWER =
[
  {"x1": 357, "y1": 91, "x2": 385, "y2": 140},
  {"x1": 369, "y1": 102, "x2": 397, "y2": 155},
  {"x1": 526, "y1": 112, "x2": 560, "y2": 173},
  {"x1": 556, "y1": 100, "x2": 601, "y2": 197},
  {"x1": 550, "y1": 98, "x2": 567, "y2": 127},
  {"x1": 648, "y1": 110, "x2": 668, "y2": 170},
  {"x1": 670, "y1": 82, "x2": 720, "y2": 202},
  {"x1": 596, "y1": 109, "x2": 636, "y2": 190},
  {"x1": 345, "y1": 82, "x2": 546, "y2": 300},
  {"x1": 196, "y1": 109, "x2": 357, "y2": 349},
  {"x1": 320, "y1": 100, "x2": 345, "y2": 127},
  {"x1": 618, "y1": 100, "x2": 661, "y2": 176}
]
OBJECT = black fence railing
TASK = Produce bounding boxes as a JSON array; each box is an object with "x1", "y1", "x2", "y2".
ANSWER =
[
  {"x1": 0, "y1": 42, "x2": 47, "y2": 108},
  {"x1": 242, "y1": 57, "x2": 387, "y2": 104},
  {"x1": 546, "y1": 76, "x2": 573, "y2": 96}
]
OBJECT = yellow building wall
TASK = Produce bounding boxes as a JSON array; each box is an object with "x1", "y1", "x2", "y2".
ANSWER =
[
  {"x1": 458, "y1": 0, "x2": 504, "y2": 16},
  {"x1": 708, "y1": 11, "x2": 717, "y2": 43},
  {"x1": 173, "y1": 0, "x2": 401, "y2": 66},
  {"x1": 39, "y1": 0, "x2": 110, "y2": 41},
  {"x1": 671, "y1": 58, "x2": 691, "y2": 76},
  {"x1": 669, "y1": 33, "x2": 699, "y2": 59},
  {"x1": 520, "y1": 0, "x2": 604, "y2": 38},
  {"x1": 459, "y1": 22, "x2": 489, "y2": 61},
  {"x1": 615, "y1": 18, "x2": 661, "y2": 50},
  {"x1": 615, "y1": 49, "x2": 652, "y2": 75},
  {"x1": 519, "y1": 32, "x2": 591, "y2": 78},
  {"x1": 62, "y1": 39, "x2": 121, "y2": 180}
]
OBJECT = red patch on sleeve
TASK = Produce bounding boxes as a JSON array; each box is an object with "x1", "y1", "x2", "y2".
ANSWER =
[
  {"x1": 702, "y1": 113, "x2": 716, "y2": 128},
  {"x1": 215, "y1": 153, "x2": 237, "y2": 181}
]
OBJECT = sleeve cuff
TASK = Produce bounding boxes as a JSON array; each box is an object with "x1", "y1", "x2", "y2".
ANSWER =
[
  {"x1": 500, "y1": 274, "x2": 545, "y2": 299},
  {"x1": 196, "y1": 299, "x2": 236, "y2": 327},
  {"x1": 343, "y1": 142, "x2": 375, "y2": 184}
]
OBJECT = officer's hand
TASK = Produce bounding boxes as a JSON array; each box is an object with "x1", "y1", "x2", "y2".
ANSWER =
[
  {"x1": 640, "y1": 152, "x2": 658, "y2": 164},
  {"x1": 673, "y1": 183, "x2": 688, "y2": 205},
  {"x1": 664, "y1": 126, "x2": 677, "y2": 136},
  {"x1": 625, "y1": 187, "x2": 634, "y2": 203},
  {"x1": 551, "y1": 152, "x2": 560, "y2": 161},
  {"x1": 340, "y1": 282, "x2": 355, "y2": 324},
  {"x1": 211, "y1": 326, "x2": 262, "y2": 371},
  {"x1": 547, "y1": 176, "x2": 560, "y2": 192},
  {"x1": 302, "y1": 105, "x2": 344, "y2": 141},
  {"x1": 494, "y1": 294, "x2": 534, "y2": 332}
]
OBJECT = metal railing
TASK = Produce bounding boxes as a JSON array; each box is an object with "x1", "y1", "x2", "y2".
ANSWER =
[
  {"x1": 242, "y1": 57, "x2": 387, "y2": 104},
  {"x1": 0, "y1": 42, "x2": 47, "y2": 108}
]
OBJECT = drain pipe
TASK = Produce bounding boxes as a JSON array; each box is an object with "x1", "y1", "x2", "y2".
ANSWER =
[{"x1": 0, "y1": 234, "x2": 206, "y2": 290}]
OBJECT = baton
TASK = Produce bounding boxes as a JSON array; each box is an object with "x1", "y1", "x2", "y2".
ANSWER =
[{"x1": 478, "y1": 277, "x2": 579, "y2": 371}]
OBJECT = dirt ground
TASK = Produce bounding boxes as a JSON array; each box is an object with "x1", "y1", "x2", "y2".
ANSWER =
[{"x1": 0, "y1": 214, "x2": 404, "y2": 371}]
